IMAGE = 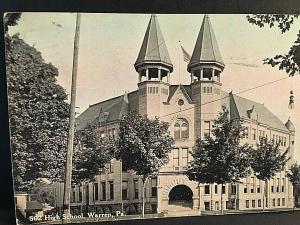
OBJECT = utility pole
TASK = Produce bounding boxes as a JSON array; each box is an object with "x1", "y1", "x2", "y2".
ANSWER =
[{"x1": 62, "y1": 13, "x2": 81, "y2": 218}]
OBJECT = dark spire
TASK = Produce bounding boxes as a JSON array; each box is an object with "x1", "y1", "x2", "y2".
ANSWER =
[
  {"x1": 188, "y1": 15, "x2": 224, "y2": 72},
  {"x1": 134, "y1": 14, "x2": 173, "y2": 72}
]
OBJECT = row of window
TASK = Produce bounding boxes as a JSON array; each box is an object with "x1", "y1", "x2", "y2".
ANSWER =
[
  {"x1": 204, "y1": 184, "x2": 228, "y2": 195},
  {"x1": 245, "y1": 128, "x2": 287, "y2": 146},
  {"x1": 245, "y1": 198, "x2": 286, "y2": 208},
  {"x1": 245, "y1": 199, "x2": 263, "y2": 208},
  {"x1": 139, "y1": 87, "x2": 169, "y2": 95},
  {"x1": 71, "y1": 179, "x2": 158, "y2": 203},
  {"x1": 271, "y1": 178, "x2": 286, "y2": 193},
  {"x1": 99, "y1": 128, "x2": 116, "y2": 139},
  {"x1": 203, "y1": 86, "x2": 213, "y2": 94}
]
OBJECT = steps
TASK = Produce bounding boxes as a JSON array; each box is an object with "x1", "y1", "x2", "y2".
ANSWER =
[{"x1": 167, "y1": 203, "x2": 195, "y2": 216}]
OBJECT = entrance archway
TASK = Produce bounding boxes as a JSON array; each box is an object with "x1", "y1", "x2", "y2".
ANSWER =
[{"x1": 168, "y1": 185, "x2": 193, "y2": 208}]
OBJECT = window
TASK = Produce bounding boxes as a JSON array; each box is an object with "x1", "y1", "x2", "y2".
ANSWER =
[
  {"x1": 215, "y1": 201, "x2": 220, "y2": 210},
  {"x1": 282, "y1": 198, "x2": 285, "y2": 206},
  {"x1": 182, "y1": 148, "x2": 189, "y2": 168},
  {"x1": 246, "y1": 200, "x2": 249, "y2": 208},
  {"x1": 283, "y1": 137, "x2": 286, "y2": 146},
  {"x1": 174, "y1": 118, "x2": 189, "y2": 139},
  {"x1": 151, "y1": 178, "x2": 157, "y2": 197},
  {"x1": 215, "y1": 185, "x2": 218, "y2": 194},
  {"x1": 222, "y1": 185, "x2": 226, "y2": 194},
  {"x1": 173, "y1": 148, "x2": 179, "y2": 167},
  {"x1": 94, "y1": 183, "x2": 99, "y2": 201},
  {"x1": 258, "y1": 199, "x2": 262, "y2": 207},
  {"x1": 282, "y1": 178, "x2": 285, "y2": 192},
  {"x1": 226, "y1": 201, "x2": 229, "y2": 209},
  {"x1": 231, "y1": 184, "x2": 237, "y2": 194},
  {"x1": 257, "y1": 187, "x2": 261, "y2": 193},
  {"x1": 277, "y1": 198, "x2": 280, "y2": 206},
  {"x1": 122, "y1": 181, "x2": 128, "y2": 200},
  {"x1": 244, "y1": 185, "x2": 247, "y2": 193},
  {"x1": 252, "y1": 128, "x2": 256, "y2": 140},
  {"x1": 178, "y1": 99, "x2": 184, "y2": 106},
  {"x1": 108, "y1": 162, "x2": 113, "y2": 173},
  {"x1": 100, "y1": 131, "x2": 105, "y2": 138},
  {"x1": 101, "y1": 182, "x2": 106, "y2": 201},
  {"x1": 204, "y1": 202, "x2": 210, "y2": 210},
  {"x1": 134, "y1": 179, "x2": 139, "y2": 199},
  {"x1": 277, "y1": 178, "x2": 280, "y2": 192},
  {"x1": 251, "y1": 177, "x2": 255, "y2": 193},
  {"x1": 112, "y1": 128, "x2": 116, "y2": 140},
  {"x1": 79, "y1": 186, "x2": 82, "y2": 202},
  {"x1": 245, "y1": 127, "x2": 249, "y2": 138},
  {"x1": 205, "y1": 185, "x2": 210, "y2": 194},
  {"x1": 272, "y1": 198, "x2": 276, "y2": 207},
  {"x1": 252, "y1": 200, "x2": 255, "y2": 208},
  {"x1": 109, "y1": 181, "x2": 114, "y2": 200},
  {"x1": 204, "y1": 121, "x2": 211, "y2": 138},
  {"x1": 71, "y1": 186, "x2": 76, "y2": 203}
]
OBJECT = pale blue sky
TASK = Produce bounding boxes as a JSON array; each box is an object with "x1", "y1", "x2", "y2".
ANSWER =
[{"x1": 9, "y1": 13, "x2": 300, "y2": 161}]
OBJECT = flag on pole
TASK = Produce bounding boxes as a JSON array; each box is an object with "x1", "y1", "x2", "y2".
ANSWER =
[{"x1": 180, "y1": 45, "x2": 191, "y2": 63}]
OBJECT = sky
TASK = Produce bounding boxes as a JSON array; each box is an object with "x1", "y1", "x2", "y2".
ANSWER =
[{"x1": 8, "y1": 13, "x2": 300, "y2": 161}]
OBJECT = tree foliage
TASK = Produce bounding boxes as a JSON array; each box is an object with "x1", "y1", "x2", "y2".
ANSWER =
[
  {"x1": 287, "y1": 162, "x2": 300, "y2": 186},
  {"x1": 186, "y1": 105, "x2": 252, "y2": 185},
  {"x1": 247, "y1": 14, "x2": 300, "y2": 76},
  {"x1": 6, "y1": 34, "x2": 70, "y2": 190},
  {"x1": 116, "y1": 111, "x2": 174, "y2": 180},
  {"x1": 250, "y1": 137, "x2": 289, "y2": 182},
  {"x1": 286, "y1": 162, "x2": 300, "y2": 208},
  {"x1": 4, "y1": 13, "x2": 22, "y2": 33},
  {"x1": 72, "y1": 124, "x2": 115, "y2": 184}
]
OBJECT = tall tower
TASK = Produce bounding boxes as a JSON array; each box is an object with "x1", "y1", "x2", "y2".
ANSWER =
[
  {"x1": 134, "y1": 14, "x2": 173, "y2": 118},
  {"x1": 187, "y1": 15, "x2": 225, "y2": 138}
]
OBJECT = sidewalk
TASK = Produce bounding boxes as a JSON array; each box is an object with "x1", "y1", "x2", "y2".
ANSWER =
[{"x1": 34, "y1": 208, "x2": 300, "y2": 224}]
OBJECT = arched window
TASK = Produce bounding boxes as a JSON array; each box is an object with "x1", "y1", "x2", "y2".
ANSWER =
[{"x1": 174, "y1": 118, "x2": 189, "y2": 140}]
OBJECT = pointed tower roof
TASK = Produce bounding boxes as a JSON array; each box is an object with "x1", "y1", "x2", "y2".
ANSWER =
[
  {"x1": 188, "y1": 15, "x2": 224, "y2": 72},
  {"x1": 134, "y1": 14, "x2": 173, "y2": 72}
]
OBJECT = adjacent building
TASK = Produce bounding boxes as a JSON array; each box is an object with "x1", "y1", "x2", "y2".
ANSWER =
[{"x1": 55, "y1": 15, "x2": 296, "y2": 215}]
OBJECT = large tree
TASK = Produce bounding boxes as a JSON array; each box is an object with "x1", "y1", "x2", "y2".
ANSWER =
[
  {"x1": 73, "y1": 124, "x2": 115, "y2": 184},
  {"x1": 247, "y1": 15, "x2": 300, "y2": 76},
  {"x1": 250, "y1": 137, "x2": 289, "y2": 211},
  {"x1": 72, "y1": 124, "x2": 115, "y2": 214},
  {"x1": 6, "y1": 31, "x2": 70, "y2": 190},
  {"x1": 286, "y1": 162, "x2": 300, "y2": 209},
  {"x1": 115, "y1": 111, "x2": 174, "y2": 217},
  {"x1": 186, "y1": 105, "x2": 252, "y2": 214}
]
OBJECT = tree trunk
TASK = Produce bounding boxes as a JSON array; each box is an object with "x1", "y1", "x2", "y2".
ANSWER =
[
  {"x1": 198, "y1": 182, "x2": 201, "y2": 214},
  {"x1": 142, "y1": 178, "x2": 147, "y2": 218},
  {"x1": 220, "y1": 184, "x2": 223, "y2": 214},
  {"x1": 293, "y1": 185, "x2": 296, "y2": 210},
  {"x1": 262, "y1": 180, "x2": 266, "y2": 211}
]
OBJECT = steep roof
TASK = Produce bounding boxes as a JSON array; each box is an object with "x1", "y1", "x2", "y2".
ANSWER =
[
  {"x1": 77, "y1": 87, "x2": 288, "y2": 133},
  {"x1": 229, "y1": 93, "x2": 289, "y2": 132},
  {"x1": 188, "y1": 15, "x2": 224, "y2": 71},
  {"x1": 76, "y1": 91, "x2": 138, "y2": 130},
  {"x1": 134, "y1": 14, "x2": 173, "y2": 71}
]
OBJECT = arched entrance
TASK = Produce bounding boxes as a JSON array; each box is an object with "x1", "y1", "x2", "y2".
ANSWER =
[{"x1": 168, "y1": 185, "x2": 193, "y2": 209}]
